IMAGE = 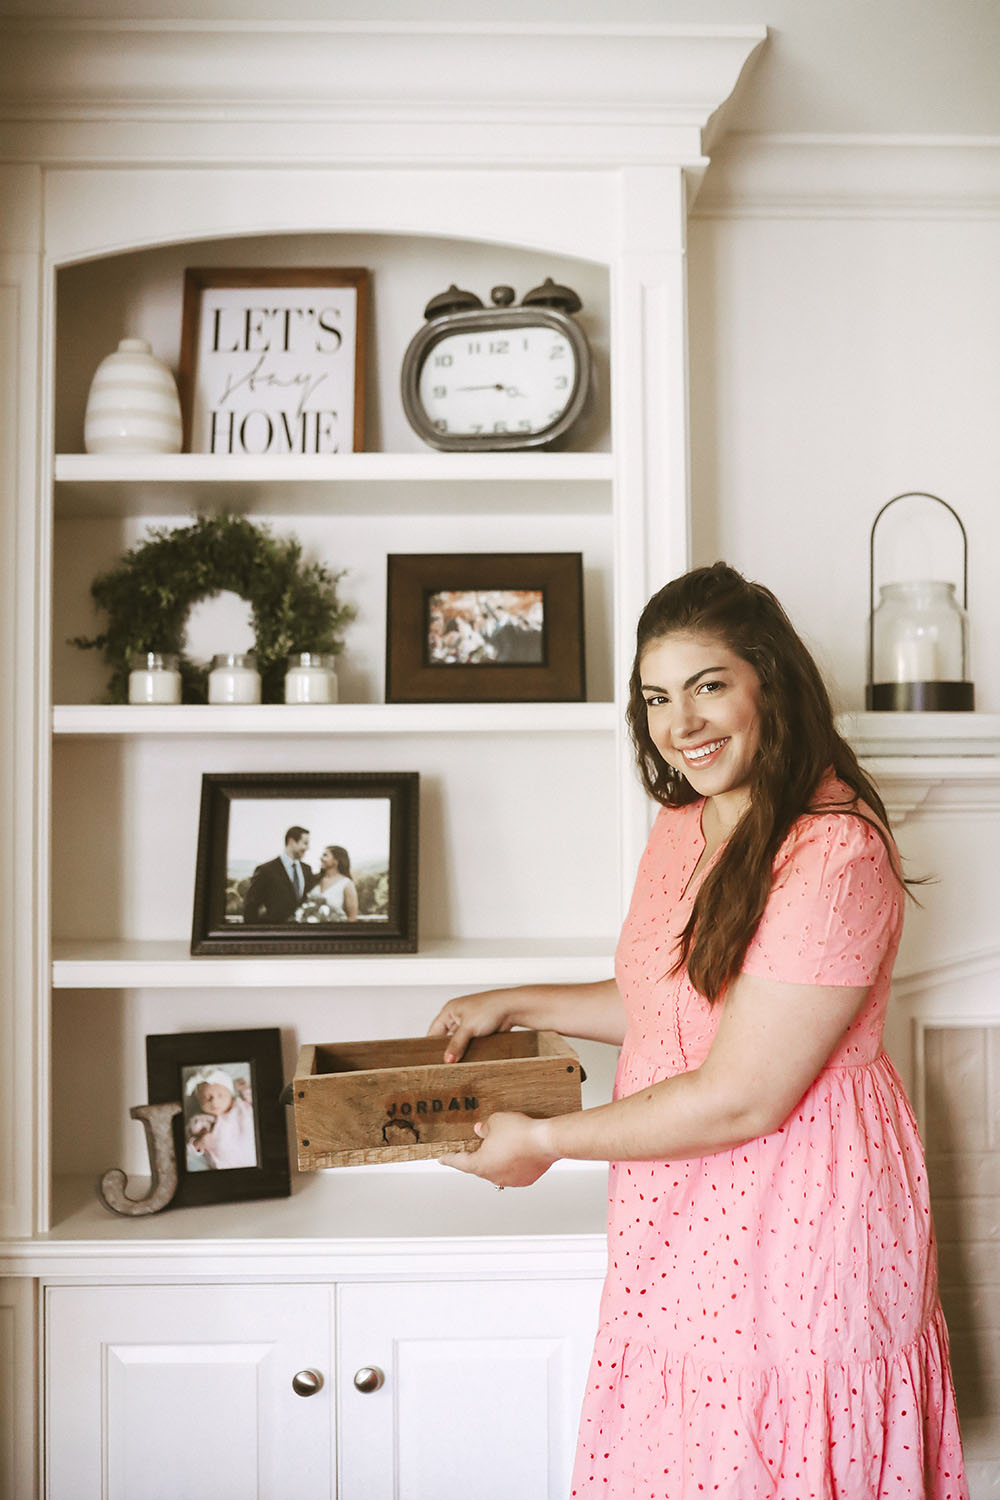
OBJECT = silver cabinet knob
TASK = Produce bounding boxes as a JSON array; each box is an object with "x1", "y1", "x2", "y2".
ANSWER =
[
  {"x1": 353, "y1": 1365, "x2": 385, "y2": 1394},
  {"x1": 291, "y1": 1368, "x2": 324, "y2": 1397}
]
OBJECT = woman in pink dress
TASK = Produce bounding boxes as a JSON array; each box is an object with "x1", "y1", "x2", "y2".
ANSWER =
[{"x1": 431, "y1": 563, "x2": 968, "y2": 1499}]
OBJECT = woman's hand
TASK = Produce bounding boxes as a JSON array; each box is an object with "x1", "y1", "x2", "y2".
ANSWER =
[
  {"x1": 439, "y1": 1112, "x2": 557, "y2": 1188},
  {"x1": 426, "y1": 990, "x2": 517, "y2": 1062}
]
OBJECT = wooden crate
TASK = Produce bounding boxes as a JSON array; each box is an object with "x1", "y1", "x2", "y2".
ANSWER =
[{"x1": 289, "y1": 1030, "x2": 583, "y2": 1169}]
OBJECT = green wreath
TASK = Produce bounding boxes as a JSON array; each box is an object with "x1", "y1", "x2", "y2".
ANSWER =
[{"x1": 73, "y1": 513, "x2": 355, "y2": 704}]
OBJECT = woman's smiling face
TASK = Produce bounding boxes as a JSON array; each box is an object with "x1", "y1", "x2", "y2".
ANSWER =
[{"x1": 639, "y1": 631, "x2": 762, "y2": 814}]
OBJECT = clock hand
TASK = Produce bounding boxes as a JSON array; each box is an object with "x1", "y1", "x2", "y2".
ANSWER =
[{"x1": 454, "y1": 383, "x2": 528, "y2": 396}]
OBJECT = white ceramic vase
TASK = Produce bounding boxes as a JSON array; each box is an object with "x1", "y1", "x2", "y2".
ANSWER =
[{"x1": 83, "y1": 337, "x2": 183, "y2": 454}]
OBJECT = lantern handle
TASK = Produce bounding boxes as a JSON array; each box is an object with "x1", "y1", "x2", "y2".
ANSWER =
[{"x1": 867, "y1": 491, "x2": 969, "y2": 687}]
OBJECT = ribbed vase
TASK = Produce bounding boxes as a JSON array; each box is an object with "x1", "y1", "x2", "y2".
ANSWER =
[{"x1": 83, "y1": 337, "x2": 183, "y2": 454}]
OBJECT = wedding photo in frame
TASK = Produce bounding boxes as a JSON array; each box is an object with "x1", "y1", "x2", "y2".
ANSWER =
[
  {"x1": 385, "y1": 551, "x2": 585, "y2": 703},
  {"x1": 191, "y1": 771, "x2": 419, "y2": 955},
  {"x1": 145, "y1": 1027, "x2": 290, "y2": 1208},
  {"x1": 178, "y1": 267, "x2": 370, "y2": 455}
]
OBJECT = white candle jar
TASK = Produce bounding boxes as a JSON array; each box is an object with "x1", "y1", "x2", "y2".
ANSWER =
[
  {"x1": 284, "y1": 652, "x2": 338, "y2": 704},
  {"x1": 869, "y1": 580, "x2": 971, "y2": 710},
  {"x1": 208, "y1": 652, "x2": 262, "y2": 705},
  {"x1": 128, "y1": 652, "x2": 182, "y2": 705}
]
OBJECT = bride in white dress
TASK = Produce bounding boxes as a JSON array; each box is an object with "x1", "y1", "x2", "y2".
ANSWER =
[{"x1": 295, "y1": 843, "x2": 359, "y2": 923}]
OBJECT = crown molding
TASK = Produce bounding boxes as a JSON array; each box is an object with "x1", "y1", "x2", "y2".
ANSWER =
[
  {"x1": 0, "y1": 21, "x2": 765, "y2": 172},
  {"x1": 893, "y1": 944, "x2": 1000, "y2": 1002},
  {"x1": 859, "y1": 759, "x2": 1000, "y2": 824},
  {"x1": 693, "y1": 133, "x2": 1000, "y2": 219}
]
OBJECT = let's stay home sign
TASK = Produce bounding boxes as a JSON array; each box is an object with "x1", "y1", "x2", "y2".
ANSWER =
[{"x1": 190, "y1": 283, "x2": 361, "y2": 455}]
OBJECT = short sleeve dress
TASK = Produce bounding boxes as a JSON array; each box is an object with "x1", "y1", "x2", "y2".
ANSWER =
[{"x1": 570, "y1": 782, "x2": 968, "y2": 1500}]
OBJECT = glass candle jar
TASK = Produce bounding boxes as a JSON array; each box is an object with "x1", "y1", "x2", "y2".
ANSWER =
[
  {"x1": 128, "y1": 652, "x2": 181, "y2": 705},
  {"x1": 208, "y1": 652, "x2": 261, "y2": 705},
  {"x1": 284, "y1": 652, "x2": 338, "y2": 704},
  {"x1": 868, "y1": 580, "x2": 973, "y2": 710}
]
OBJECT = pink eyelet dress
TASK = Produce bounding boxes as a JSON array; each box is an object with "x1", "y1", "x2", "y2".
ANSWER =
[{"x1": 570, "y1": 782, "x2": 968, "y2": 1499}]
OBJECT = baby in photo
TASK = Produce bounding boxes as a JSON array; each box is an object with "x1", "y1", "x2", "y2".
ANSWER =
[{"x1": 184, "y1": 1065, "x2": 257, "y2": 1171}]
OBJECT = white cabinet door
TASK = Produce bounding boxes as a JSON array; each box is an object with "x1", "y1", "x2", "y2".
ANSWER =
[
  {"x1": 338, "y1": 1277, "x2": 601, "y2": 1500},
  {"x1": 46, "y1": 1283, "x2": 333, "y2": 1500}
]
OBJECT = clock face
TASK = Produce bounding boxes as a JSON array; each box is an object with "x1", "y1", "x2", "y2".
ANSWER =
[{"x1": 417, "y1": 325, "x2": 578, "y2": 440}]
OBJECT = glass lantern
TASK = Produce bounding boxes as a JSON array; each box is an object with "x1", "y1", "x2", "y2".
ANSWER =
[{"x1": 866, "y1": 493, "x2": 974, "y2": 711}]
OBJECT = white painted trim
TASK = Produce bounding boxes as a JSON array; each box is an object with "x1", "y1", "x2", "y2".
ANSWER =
[
  {"x1": 694, "y1": 134, "x2": 1000, "y2": 219},
  {"x1": 50, "y1": 937, "x2": 617, "y2": 990},
  {"x1": 42, "y1": 165, "x2": 624, "y2": 268},
  {"x1": 860, "y1": 758, "x2": 1000, "y2": 823},
  {"x1": 0, "y1": 1280, "x2": 38, "y2": 1496},
  {"x1": 839, "y1": 712, "x2": 1000, "y2": 758},
  {"x1": 911, "y1": 1011, "x2": 1000, "y2": 1142},
  {"x1": 6, "y1": 1237, "x2": 611, "y2": 1283},
  {"x1": 0, "y1": 22, "x2": 765, "y2": 175},
  {"x1": 54, "y1": 451, "x2": 615, "y2": 486},
  {"x1": 0, "y1": 1166, "x2": 611, "y2": 1279},
  {"x1": 893, "y1": 943, "x2": 1000, "y2": 1000},
  {"x1": 2, "y1": 251, "x2": 44, "y2": 1243},
  {"x1": 52, "y1": 703, "x2": 617, "y2": 739},
  {"x1": 889, "y1": 947, "x2": 1000, "y2": 1136},
  {"x1": 0, "y1": 20, "x2": 767, "y2": 119}
]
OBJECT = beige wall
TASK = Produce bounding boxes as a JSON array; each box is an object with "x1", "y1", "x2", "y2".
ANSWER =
[{"x1": 688, "y1": 198, "x2": 1000, "y2": 714}]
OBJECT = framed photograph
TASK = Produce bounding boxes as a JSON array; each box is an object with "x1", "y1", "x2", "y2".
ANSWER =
[
  {"x1": 385, "y1": 552, "x2": 585, "y2": 703},
  {"x1": 191, "y1": 771, "x2": 419, "y2": 956},
  {"x1": 178, "y1": 267, "x2": 369, "y2": 455},
  {"x1": 145, "y1": 1027, "x2": 290, "y2": 1207}
]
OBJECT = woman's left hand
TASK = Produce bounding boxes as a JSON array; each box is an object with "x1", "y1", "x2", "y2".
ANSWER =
[{"x1": 439, "y1": 1112, "x2": 557, "y2": 1188}]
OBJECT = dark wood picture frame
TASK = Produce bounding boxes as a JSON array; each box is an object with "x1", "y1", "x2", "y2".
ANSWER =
[
  {"x1": 191, "y1": 771, "x2": 419, "y2": 956},
  {"x1": 146, "y1": 1027, "x2": 291, "y2": 1207},
  {"x1": 385, "y1": 552, "x2": 585, "y2": 703},
  {"x1": 178, "y1": 267, "x2": 369, "y2": 454}
]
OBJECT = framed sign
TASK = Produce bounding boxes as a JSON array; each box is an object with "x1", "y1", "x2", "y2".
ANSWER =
[
  {"x1": 191, "y1": 771, "x2": 419, "y2": 955},
  {"x1": 385, "y1": 552, "x2": 585, "y2": 703},
  {"x1": 145, "y1": 1027, "x2": 291, "y2": 1207},
  {"x1": 179, "y1": 267, "x2": 369, "y2": 455}
]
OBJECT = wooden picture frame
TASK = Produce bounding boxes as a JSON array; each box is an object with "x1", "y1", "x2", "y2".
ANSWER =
[
  {"x1": 178, "y1": 267, "x2": 369, "y2": 454},
  {"x1": 191, "y1": 772, "x2": 419, "y2": 955},
  {"x1": 145, "y1": 1027, "x2": 291, "y2": 1207},
  {"x1": 385, "y1": 552, "x2": 585, "y2": 703}
]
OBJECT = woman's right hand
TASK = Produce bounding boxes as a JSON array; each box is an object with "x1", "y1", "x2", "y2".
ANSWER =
[{"x1": 426, "y1": 989, "x2": 519, "y2": 1062}]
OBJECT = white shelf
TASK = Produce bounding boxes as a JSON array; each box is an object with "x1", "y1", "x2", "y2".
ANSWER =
[
  {"x1": 52, "y1": 936, "x2": 617, "y2": 989},
  {"x1": 838, "y1": 711, "x2": 1000, "y2": 758},
  {"x1": 0, "y1": 1168, "x2": 610, "y2": 1276},
  {"x1": 56, "y1": 706, "x2": 1000, "y2": 747},
  {"x1": 53, "y1": 451, "x2": 615, "y2": 518},
  {"x1": 53, "y1": 701, "x2": 617, "y2": 737}
]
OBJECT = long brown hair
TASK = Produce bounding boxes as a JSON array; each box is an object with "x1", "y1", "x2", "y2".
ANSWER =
[{"x1": 626, "y1": 563, "x2": 902, "y2": 1003}]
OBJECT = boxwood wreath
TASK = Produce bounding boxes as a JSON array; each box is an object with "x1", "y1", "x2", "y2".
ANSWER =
[{"x1": 73, "y1": 514, "x2": 354, "y2": 703}]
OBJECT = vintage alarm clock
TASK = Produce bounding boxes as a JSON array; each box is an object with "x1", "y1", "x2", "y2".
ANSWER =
[{"x1": 400, "y1": 279, "x2": 592, "y2": 451}]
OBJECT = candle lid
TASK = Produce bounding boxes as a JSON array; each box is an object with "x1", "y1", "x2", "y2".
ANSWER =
[
  {"x1": 130, "y1": 652, "x2": 179, "y2": 670},
  {"x1": 210, "y1": 652, "x2": 258, "y2": 669},
  {"x1": 287, "y1": 652, "x2": 336, "y2": 669}
]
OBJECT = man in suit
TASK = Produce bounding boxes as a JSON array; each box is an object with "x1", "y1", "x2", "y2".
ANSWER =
[{"x1": 242, "y1": 825, "x2": 318, "y2": 923}]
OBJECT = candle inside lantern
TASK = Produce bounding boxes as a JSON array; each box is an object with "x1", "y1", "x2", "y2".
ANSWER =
[
  {"x1": 208, "y1": 652, "x2": 261, "y2": 704},
  {"x1": 284, "y1": 652, "x2": 338, "y2": 704},
  {"x1": 873, "y1": 580, "x2": 960, "y2": 687},
  {"x1": 894, "y1": 633, "x2": 939, "y2": 684},
  {"x1": 128, "y1": 652, "x2": 181, "y2": 705}
]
